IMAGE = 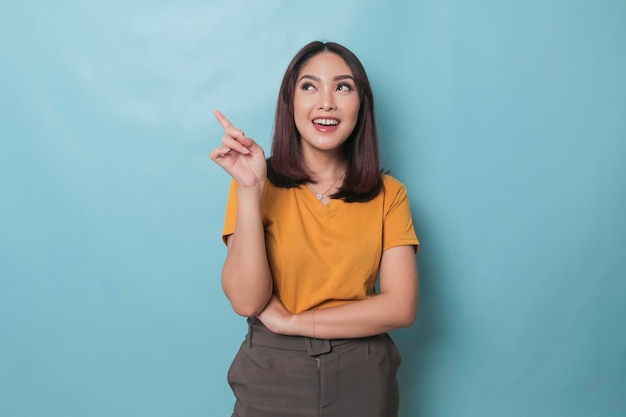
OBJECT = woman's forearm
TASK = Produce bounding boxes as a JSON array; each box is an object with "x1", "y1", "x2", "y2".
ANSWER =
[
  {"x1": 260, "y1": 246, "x2": 419, "y2": 339},
  {"x1": 288, "y1": 292, "x2": 417, "y2": 339},
  {"x1": 222, "y1": 185, "x2": 272, "y2": 317}
]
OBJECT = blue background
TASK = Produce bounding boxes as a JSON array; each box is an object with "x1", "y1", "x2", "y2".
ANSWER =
[{"x1": 1, "y1": 1, "x2": 624, "y2": 416}]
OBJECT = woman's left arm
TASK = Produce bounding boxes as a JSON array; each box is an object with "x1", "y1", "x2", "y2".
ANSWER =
[{"x1": 258, "y1": 245, "x2": 419, "y2": 339}]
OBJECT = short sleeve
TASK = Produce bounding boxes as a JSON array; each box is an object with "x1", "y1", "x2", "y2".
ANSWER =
[
  {"x1": 382, "y1": 178, "x2": 420, "y2": 253},
  {"x1": 221, "y1": 180, "x2": 239, "y2": 245}
]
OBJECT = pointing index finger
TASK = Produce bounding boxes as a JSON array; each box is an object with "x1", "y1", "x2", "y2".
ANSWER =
[{"x1": 213, "y1": 109, "x2": 233, "y2": 129}]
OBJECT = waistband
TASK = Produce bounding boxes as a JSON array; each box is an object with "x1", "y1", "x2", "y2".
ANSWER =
[{"x1": 246, "y1": 317, "x2": 358, "y2": 356}]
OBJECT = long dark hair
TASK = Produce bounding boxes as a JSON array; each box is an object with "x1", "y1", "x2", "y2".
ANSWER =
[{"x1": 267, "y1": 41, "x2": 383, "y2": 202}]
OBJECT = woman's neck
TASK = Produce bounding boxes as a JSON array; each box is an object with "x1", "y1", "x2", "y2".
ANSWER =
[{"x1": 302, "y1": 149, "x2": 347, "y2": 182}]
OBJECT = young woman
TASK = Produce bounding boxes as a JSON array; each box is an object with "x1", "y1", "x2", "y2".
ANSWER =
[{"x1": 210, "y1": 41, "x2": 419, "y2": 417}]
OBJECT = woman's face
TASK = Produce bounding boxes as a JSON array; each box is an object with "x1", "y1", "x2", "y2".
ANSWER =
[{"x1": 293, "y1": 52, "x2": 360, "y2": 157}]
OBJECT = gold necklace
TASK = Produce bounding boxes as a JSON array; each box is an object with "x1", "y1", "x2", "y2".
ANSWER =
[{"x1": 306, "y1": 173, "x2": 345, "y2": 201}]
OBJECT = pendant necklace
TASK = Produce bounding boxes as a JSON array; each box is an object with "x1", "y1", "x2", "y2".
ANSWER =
[{"x1": 306, "y1": 173, "x2": 345, "y2": 201}]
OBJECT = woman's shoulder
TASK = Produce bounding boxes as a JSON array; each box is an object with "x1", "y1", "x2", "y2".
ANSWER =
[{"x1": 381, "y1": 173, "x2": 408, "y2": 193}]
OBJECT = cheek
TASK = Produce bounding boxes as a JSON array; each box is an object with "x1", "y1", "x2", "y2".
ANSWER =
[
  {"x1": 293, "y1": 104, "x2": 308, "y2": 124},
  {"x1": 294, "y1": 96, "x2": 314, "y2": 113},
  {"x1": 346, "y1": 100, "x2": 361, "y2": 122},
  {"x1": 294, "y1": 97, "x2": 318, "y2": 124},
  {"x1": 293, "y1": 102, "x2": 309, "y2": 133}
]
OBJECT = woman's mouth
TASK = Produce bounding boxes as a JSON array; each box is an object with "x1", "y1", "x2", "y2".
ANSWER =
[{"x1": 312, "y1": 118, "x2": 340, "y2": 132}]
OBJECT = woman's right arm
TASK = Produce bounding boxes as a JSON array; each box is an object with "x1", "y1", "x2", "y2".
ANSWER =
[{"x1": 209, "y1": 110, "x2": 272, "y2": 317}]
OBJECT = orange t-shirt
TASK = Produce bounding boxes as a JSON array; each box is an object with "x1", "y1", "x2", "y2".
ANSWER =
[{"x1": 222, "y1": 174, "x2": 419, "y2": 314}]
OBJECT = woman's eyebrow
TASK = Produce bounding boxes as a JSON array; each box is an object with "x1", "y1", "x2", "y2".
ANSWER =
[
  {"x1": 298, "y1": 74, "x2": 355, "y2": 82},
  {"x1": 299, "y1": 74, "x2": 320, "y2": 82}
]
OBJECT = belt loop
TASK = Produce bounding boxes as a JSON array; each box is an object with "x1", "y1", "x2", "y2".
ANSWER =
[{"x1": 305, "y1": 337, "x2": 332, "y2": 356}]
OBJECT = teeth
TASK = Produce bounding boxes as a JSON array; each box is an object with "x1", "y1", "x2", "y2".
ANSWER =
[{"x1": 313, "y1": 118, "x2": 339, "y2": 126}]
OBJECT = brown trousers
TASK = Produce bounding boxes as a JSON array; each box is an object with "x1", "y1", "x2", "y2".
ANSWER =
[{"x1": 227, "y1": 317, "x2": 401, "y2": 417}]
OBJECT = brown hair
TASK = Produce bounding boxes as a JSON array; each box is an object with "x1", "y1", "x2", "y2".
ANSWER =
[{"x1": 267, "y1": 41, "x2": 383, "y2": 202}]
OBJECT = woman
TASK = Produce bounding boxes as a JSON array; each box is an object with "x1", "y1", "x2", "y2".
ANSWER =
[{"x1": 210, "y1": 41, "x2": 419, "y2": 417}]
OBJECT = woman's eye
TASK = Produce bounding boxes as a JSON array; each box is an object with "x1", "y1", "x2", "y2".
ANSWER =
[
  {"x1": 301, "y1": 83, "x2": 315, "y2": 91},
  {"x1": 337, "y1": 83, "x2": 354, "y2": 92}
]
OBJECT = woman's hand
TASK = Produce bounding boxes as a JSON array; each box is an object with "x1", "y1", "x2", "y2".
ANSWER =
[
  {"x1": 209, "y1": 109, "x2": 267, "y2": 189},
  {"x1": 257, "y1": 296, "x2": 294, "y2": 335}
]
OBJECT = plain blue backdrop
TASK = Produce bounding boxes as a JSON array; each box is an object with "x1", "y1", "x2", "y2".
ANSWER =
[{"x1": 1, "y1": 1, "x2": 624, "y2": 416}]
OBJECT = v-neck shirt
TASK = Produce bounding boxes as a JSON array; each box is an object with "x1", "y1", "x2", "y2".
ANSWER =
[{"x1": 222, "y1": 174, "x2": 419, "y2": 314}]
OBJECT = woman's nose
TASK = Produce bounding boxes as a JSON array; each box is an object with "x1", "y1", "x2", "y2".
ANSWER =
[{"x1": 317, "y1": 89, "x2": 336, "y2": 111}]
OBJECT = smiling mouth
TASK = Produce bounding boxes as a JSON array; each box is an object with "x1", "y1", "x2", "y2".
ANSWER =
[{"x1": 313, "y1": 118, "x2": 340, "y2": 126}]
